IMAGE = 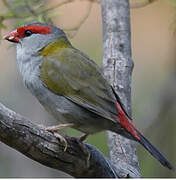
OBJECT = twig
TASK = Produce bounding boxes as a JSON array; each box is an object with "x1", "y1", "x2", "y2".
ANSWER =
[
  {"x1": 130, "y1": 0, "x2": 157, "y2": 9},
  {"x1": 63, "y1": 1, "x2": 93, "y2": 37},
  {"x1": 24, "y1": 1, "x2": 38, "y2": 16},
  {"x1": 40, "y1": 0, "x2": 74, "y2": 14}
]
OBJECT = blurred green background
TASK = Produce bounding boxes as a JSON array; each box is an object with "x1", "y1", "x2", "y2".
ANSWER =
[{"x1": 0, "y1": 0, "x2": 175, "y2": 177}]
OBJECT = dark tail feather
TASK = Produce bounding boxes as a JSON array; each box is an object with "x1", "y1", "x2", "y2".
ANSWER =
[{"x1": 136, "y1": 130, "x2": 173, "y2": 170}]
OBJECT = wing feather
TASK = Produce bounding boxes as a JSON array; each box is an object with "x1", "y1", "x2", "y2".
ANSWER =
[{"x1": 40, "y1": 47, "x2": 118, "y2": 123}]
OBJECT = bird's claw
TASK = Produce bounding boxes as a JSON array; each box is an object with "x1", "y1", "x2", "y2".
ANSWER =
[
  {"x1": 38, "y1": 124, "x2": 68, "y2": 152},
  {"x1": 53, "y1": 132, "x2": 68, "y2": 152},
  {"x1": 70, "y1": 136, "x2": 90, "y2": 167}
]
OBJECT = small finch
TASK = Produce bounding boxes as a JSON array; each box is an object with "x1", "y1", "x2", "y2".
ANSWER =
[{"x1": 4, "y1": 22, "x2": 172, "y2": 169}]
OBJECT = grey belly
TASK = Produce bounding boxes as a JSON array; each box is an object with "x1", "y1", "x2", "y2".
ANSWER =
[{"x1": 30, "y1": 83, "x2": 109, "y2": 134}]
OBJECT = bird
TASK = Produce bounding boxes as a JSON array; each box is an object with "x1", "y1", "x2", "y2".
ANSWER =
[{"x1": 4, "y1": 22, "x2": 172, "y2": 170}]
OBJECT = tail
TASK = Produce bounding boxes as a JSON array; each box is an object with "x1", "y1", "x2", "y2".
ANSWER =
[
  {"x1": 115, "y1": 102, "x2": 173, "y2": 170},
  {"x1": 136, "y1": 129, "x2": 173, "y2": 170}
]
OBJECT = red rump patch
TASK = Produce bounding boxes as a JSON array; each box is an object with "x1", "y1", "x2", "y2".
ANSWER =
[
  {"x1": 116, "y1": 102, "x2": 140, "y2": 140},
  {"x1": 17, "y1": 25, "x2": 51, "y2": 38}
]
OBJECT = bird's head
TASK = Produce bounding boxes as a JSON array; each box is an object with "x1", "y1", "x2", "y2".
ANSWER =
[{"x1": 4, "y1": 22, "x2": 68, "y2": 54}]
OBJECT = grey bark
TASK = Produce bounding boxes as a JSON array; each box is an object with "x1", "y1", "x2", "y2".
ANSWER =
[
  {"x1": 0, "y1": 102, "x2": 118, "y2": 178},
  {"x1": 101, "y1": 0, "x2": 141, "y2": 177}
]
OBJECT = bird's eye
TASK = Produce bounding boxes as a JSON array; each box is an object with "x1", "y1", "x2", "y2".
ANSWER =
[{"x1": 24, "y1": 30, "x2": 33, "y2": 37}]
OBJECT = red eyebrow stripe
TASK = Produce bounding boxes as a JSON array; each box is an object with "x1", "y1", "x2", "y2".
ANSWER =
[{"x1": 17, "y1": 25, "x2": 51, "y2": 38}]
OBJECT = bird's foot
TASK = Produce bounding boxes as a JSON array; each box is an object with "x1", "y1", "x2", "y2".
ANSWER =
[
  {"x1": 79, "y1": 134, "x2": 89, "y2": 142},
  {"x1": 53, "y1": 132, "x2": 68, "y2": 152},
  {"x1": 70, "y1": 134, "x2": 90, "y2": 167},
  {"x1": 38, "y1": 123, "x2": 74, "y2": 152}
]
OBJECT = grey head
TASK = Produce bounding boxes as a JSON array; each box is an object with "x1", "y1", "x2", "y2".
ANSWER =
[
  {"x1": 16, "y1": 22, "x2": 67, "y2": 55},
  {"x1": 4, "y1": 22, "x2": 68, "y2": 87}
]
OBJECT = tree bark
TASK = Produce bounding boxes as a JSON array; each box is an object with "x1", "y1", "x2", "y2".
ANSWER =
[
  {"x1": 101, "y1": 0, "x2": 141, "y2": 177},
  {"x1": 0, "y1": 102, "x2": 118, "y2": 178}
]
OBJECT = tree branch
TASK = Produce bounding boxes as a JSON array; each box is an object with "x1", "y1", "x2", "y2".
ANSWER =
[
  {"x1": 0, "y1": 102, "x2": 118, "y2": 178},
  {"x1": 63, "y1": 1, "x2": 93, "y2": 38},
  {"x1": 130, "y1": 0, "x2": 157, "y2": 9},
  {"x1": 101, "y1": 0, "x2": 141, "y2": 177}
]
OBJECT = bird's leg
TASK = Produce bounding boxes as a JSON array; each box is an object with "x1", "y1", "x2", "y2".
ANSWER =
[
  {"x1": 80, "y1": 134, "x2": 91, "y2": 166},
  {"x1": 70, "y1": 133, "x2": 90, "y2": 167},
  {"x1": 79, "y1": 133, "x2": 89, "y2": 142},
  {"x1": 44, "y1": 123, "x2": 74, "y2": 132},
  {"x1": 39, "y1": 123, "x2": 74, "y2": 152}
]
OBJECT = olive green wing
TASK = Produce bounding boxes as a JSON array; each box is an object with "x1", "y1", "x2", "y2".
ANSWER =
[{"x1": 40, "y1": 47, "x2": 118, "y2": 122}]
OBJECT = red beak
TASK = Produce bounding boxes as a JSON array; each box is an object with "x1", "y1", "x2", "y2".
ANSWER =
[{"x1": 3, "y1": 30, "x2": 20, "y2": 43}]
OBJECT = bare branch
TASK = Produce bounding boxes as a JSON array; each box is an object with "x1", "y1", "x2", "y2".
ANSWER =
[
  {"x1": 40, "y1": 0, "x2": 74, "y2": 13},
  {"x1": 101, "y1": 0, "x2": 141, "y2": 177},
  {"x1": 0, "y1": 102, "x2": 118, "y2": 178},
  {"x1": 24, "y1": 1, "x2": 38, "y2": 17},
  {"x1": 130, "y1": 0, "x2": 157, "y2": 9},
  {"x1": 64, "y1": 1, "x2": 93, "y2": 38}
]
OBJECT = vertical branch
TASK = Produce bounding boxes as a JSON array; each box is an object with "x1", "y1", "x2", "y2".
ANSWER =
[{"x1": 101, "y1": 0, "x2": 141, "y2": 177}]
